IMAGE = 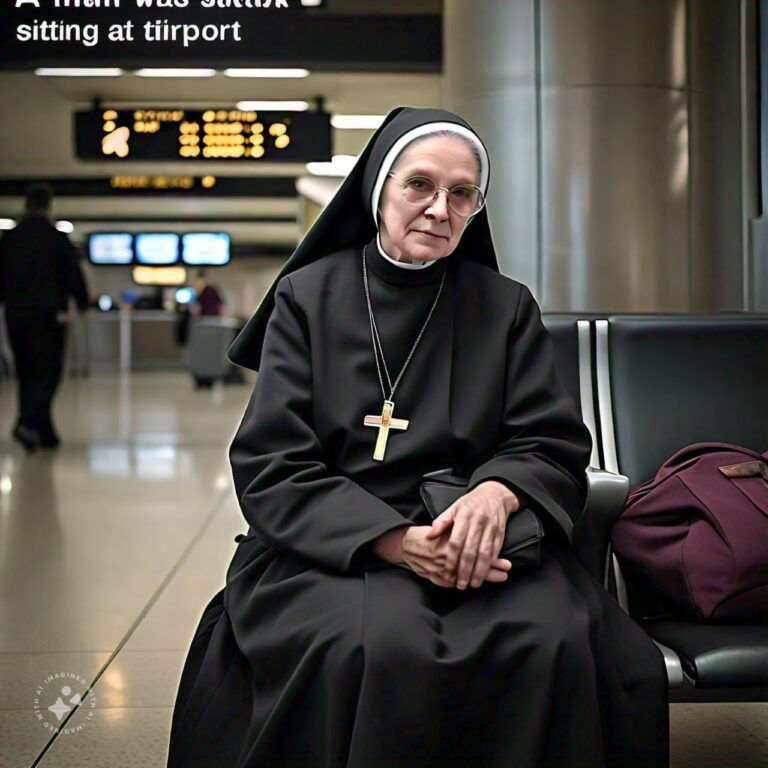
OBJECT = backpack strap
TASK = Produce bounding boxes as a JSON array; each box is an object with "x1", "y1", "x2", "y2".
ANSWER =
[{"x1": 719, "y1": 459, "x2": 768, "y2": 481}]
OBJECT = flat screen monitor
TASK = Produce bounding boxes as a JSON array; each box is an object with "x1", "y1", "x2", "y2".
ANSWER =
[
  {"x1": 181, "y1": 232, "x2": 231, "y2": 266},
  {"x1": 135, "y1": 233, "x2": 180, "y2": 265},
  {"x1": 88, "y1": 233, "x2": 134, "y2": 265}
]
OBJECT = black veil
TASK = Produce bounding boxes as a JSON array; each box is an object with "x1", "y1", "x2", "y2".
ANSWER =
[{"x1": 227, "y1": 106, "x2": 499, "y2": 372}]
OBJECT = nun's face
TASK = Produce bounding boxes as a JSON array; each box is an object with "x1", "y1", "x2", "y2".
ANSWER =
[{"x1": 378, "y1": 136, "x2": 480, "y2": 263}]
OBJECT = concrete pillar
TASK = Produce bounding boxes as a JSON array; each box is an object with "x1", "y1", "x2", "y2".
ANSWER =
[{"x1": 444, "y1": 0, "x2": 753, "y2": 312}]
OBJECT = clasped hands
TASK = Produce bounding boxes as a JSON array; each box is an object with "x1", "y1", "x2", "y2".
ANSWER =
[{"x1": 374, "y1": 480, "x2": 520, "y2": 589}]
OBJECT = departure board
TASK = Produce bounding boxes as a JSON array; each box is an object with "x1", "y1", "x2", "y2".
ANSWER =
[{"x1": 74, "y1": 108, "x2": 331, "y2": 163}]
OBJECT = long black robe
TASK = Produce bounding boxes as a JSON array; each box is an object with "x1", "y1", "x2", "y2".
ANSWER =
[{"x1": 167, "y1": 238, "x2": 669, "y2": 768}]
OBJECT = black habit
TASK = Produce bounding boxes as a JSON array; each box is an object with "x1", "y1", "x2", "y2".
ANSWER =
[{"x1": 167, "y1": 236, "x2": 669, "y2": 767}]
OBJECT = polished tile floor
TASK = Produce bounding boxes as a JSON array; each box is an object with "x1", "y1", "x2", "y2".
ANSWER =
[
  {"x1": 0, "y1": 372, "x2": 250, "y2": 768},
  {"x1": 0, "y1": 372, "x2": 765, "y2": 767}
]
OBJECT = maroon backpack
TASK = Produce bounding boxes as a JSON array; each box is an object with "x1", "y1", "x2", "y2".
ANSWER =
[{"x1": 611, "y1": 443, "x2": 768, "y2": 624}]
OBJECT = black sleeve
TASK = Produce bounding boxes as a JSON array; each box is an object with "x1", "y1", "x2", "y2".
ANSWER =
[
  {"x1": 59, "y1": 235, "x2": 89, "y2": 309},
  {"x1": 229, "y1": 276, "x2": 416, "y2": 573},
  {"x1": 466, "y1": 284, "x2": 592, "y2": 543}
]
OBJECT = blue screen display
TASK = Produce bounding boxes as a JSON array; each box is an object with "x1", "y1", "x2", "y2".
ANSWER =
[
  {"x1": 181, "y1": 232, "x2": 231, "y2": 266},
  {"x1": 135, "y1": 233, "x2": 180, "y2": 265},
  {"x1": 88, "y1": 233, "x2": 133, "y2": 265}
]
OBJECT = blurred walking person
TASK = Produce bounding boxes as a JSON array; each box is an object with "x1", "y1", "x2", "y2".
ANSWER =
[{"x1": 0, "y1": 183, "x2": 90, "y2": 451}]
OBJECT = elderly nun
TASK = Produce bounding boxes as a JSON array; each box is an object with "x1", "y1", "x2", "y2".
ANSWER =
[{"x1": 167, "y1": 107, "x2": 668, "y2": 768}]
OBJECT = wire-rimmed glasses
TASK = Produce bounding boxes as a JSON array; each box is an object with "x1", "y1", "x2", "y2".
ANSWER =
[{"x1": 387, "y1": 172, "x2": 485, "y2": 218}]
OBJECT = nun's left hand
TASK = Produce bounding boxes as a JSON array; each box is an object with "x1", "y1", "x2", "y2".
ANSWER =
[{"x1": 426, "y1": 480, "x2": 520, "y2": 589}]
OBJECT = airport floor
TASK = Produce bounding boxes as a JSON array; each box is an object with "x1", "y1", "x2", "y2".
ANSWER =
[{"x1": 0, "y1": 371, "x2": 765, "y2": 768}]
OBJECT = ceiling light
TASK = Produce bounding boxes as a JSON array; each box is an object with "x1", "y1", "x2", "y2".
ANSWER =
[
  {"x1": 306, "y1": 154, "x2": 358, "y2": 176},
  {"x1": 35, "y1": 68, "x2": 123, "y2": 77},
  {"x1": 224, "y1": 68, "x2": 309, "y2": 78},
  {"x1": 135, "y1": 68, "x2": 216, "y2": 77},
  {"x1": 56, "y1": 220, "x2": 74, "y2": 234},
  {"x1": 235, "y1": 100, "x2": 309, "y2": 111},
  {"x1": 331, "y1": 114, "x2": 385, "y2": 130},
  {"x1": 0, "y1": 219, "x2": 16, "y2": 230},
  {"x1": 301, "y1": 0, "x2": 323, "y2": 5}
]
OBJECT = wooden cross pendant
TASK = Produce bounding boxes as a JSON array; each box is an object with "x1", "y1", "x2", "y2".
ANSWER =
[{"x1": 363, "y1": 399, "x2": 409, "y2": 461}]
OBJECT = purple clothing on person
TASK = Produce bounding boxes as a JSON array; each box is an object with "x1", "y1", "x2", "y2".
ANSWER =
[{"x1": 197, "y1": 285, "x2": 224, "y2": 316}]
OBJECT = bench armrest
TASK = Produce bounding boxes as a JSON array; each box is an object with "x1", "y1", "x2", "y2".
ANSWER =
[{"x1": 574, "y1": 467, "x2": 630, "y2": 584}]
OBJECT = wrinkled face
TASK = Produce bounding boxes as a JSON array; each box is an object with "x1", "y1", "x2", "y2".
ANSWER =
[{"x1": 378, "y1": 135, "x2": 481, "y2": 263}]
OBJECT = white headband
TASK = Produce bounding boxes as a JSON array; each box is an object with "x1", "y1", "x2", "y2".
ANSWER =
[{"x1": 370, "y1": 121, "x2": 490, "y2": 226}]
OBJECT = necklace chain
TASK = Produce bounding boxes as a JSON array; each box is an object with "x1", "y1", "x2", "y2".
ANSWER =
[{"x1": 361, "y1": 248, "x2": 446, "y2": 402}]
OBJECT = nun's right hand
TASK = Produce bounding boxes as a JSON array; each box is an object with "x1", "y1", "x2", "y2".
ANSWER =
[{"x1": 401, "y1": 526, "x2": 511, "y2": 589}]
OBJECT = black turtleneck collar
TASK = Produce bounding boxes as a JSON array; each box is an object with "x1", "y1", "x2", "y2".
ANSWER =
[{"x1": 363, "y1": 236, "x2": 451, "y2": 288}]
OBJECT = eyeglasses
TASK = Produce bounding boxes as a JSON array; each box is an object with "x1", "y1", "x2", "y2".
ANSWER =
[{"x1": 387, "y1": 172, "x2": 485, "y2": 218}]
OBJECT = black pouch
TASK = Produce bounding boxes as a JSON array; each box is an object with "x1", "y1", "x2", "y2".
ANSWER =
[{"x1": 419, "y1": 469, "x2": 544, "y2": 568}]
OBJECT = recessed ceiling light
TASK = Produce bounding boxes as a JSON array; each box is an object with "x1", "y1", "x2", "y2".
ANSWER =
[
  {"x1": 35, "y1": 68, "x2": 123, "y2": 77},
  {"x1": 0, "y1": 219, "x2": 16, "y2": 230},
  {"x1": 235, "y1": 100, "x2": 309, "y2": 111},
  {"x1": 56, "y1": 220, "x2": 74, "y2": 234},
  {"x1": 331, "y1": 114, "x2": 385, "y2": 130},
  {"x1": 224, "y1": 68, "x2": 310, "y2": 78},
  {"x1": 135, "y1": 68, "x2": 216, "y2": 77}
]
